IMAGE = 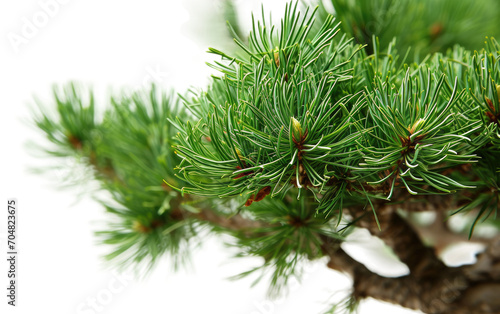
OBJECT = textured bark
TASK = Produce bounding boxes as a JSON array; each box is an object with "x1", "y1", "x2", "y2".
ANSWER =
[
  {"x1": 320, "y1": 224, "x2": 500, "y2": 313},
  {"x1": 195, "y1": 208, "x2": 264, "y2": 232},
  {"x1": 383, "y1": 193, "x2": 455, "y2": 212},
  {"x1": 354, "y1": 206, "x2": 447, "y2": 277},
  {"x1": 171, "y1": 206, "x2": 264, "y2": 233},
  {"x1": 340, "y1": 197, "x2": 500, "y2": 313},
  {"x1": 410, "y1": 211, "x2": 491, "y2": 254},
  {"x1": 351, "y1": 189, "x2": 457, "y2": 213},
  {"x1": 175, "y1": 196, "x2": 500, "y2": 313},
  {"x1": 321, "y1": 244, "x2": 469, "y2": 313}
]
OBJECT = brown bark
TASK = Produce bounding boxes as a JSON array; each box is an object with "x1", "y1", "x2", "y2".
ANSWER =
[
  {"x1": 194, "y1": 208, "x2": 263, "y2": 232},
  {"x1": 321, "y1": 243, "x2": 469, "y2": 313},
  {"x1": 354, "y1": 206, "x2": 447, "y2": 277},
  {"x1": 322, "y1": 241, "x2": 500, "y2": 313},
  {"x1": 410, "y1": 211, "x2": 492, "y2": 254},
  {"x1": 325, "y1": 199, "x2": 500, "y2": 313},
  {"x1": 172, "y1": 194, "x2": 500, "y2": 313}
]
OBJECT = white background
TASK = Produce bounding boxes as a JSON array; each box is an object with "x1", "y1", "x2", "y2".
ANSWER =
[{"x1": 0, "y1": 1, "x2": 427, "y2": 313}]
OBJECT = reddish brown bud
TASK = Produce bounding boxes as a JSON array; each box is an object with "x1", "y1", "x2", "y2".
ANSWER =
[
  {"x1": 68, "y1": 134, "x2": 82, "y2": 150},
  {"x1": 245, "y1": 194, "x2": 255, "y2": 206},
  {"x1": 254, "y1": 186, "x2": 272, "y2": 202},
  {"x1": 234, "y1": 166, "x2": 253, "y2": 179}
]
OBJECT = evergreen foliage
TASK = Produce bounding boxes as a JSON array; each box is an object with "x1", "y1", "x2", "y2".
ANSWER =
[
  {"x1": 317, "y1": 0, "x2": 500, "y2": 59},
  {"x1": 32, "y1": 1, "x2": 500, "y2": 312}
]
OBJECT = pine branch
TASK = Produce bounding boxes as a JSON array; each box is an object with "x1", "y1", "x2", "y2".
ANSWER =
[
  {"x1": 321, "y1": 243, "x2": 469, "y2": 313},
  {"x1": 29, "y1": 2, "x2": 500, "y2": 313},
  {"x1": 353, "y1": 206, "x2": 447, "y2": 276}
]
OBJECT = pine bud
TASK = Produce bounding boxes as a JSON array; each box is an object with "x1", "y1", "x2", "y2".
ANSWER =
[
  {"x1": 409, "y1": 118, "x2": 426, "y2": 133},
  {"x1": 291, "y1": 117, "x2": 303, "y2": 140},
  {"x1": 274, "y1": 47, "x2": 280, "y2": 68},
  {"x1": 235, "y1": 148, "x2": 244, "y2": 160},
  {"x1": 132, "y1": 220, "x2": 150, "y2": 233}
]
